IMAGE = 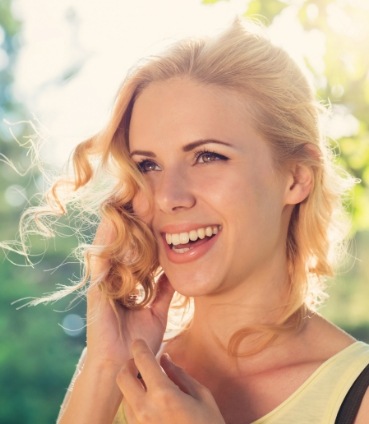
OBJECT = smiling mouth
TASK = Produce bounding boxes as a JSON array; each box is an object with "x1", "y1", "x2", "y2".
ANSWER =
[{"x1": 164, "y1": 225, "x2": 221, "y2": 253}]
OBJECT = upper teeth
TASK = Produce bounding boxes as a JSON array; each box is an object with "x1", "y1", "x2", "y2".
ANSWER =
[{"x1": 165, "y1": 226, "x2": 219, "y2": 246}]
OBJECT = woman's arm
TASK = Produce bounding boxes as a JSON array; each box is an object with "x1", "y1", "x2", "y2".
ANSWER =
[
  {"x1": 57, "y1": 348, "x2": 87, "y2": 421},
  {"x1": 57, "y1": 349, "x2": 122, "y2": 424},
  {"x1": 56, "y1": 221, "x2": 174, "y2": 424}
]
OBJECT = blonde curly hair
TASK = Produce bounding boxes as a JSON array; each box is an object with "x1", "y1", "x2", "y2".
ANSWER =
[{"x1": 20, "y1": 20, "x2": 354, "y2": 353}]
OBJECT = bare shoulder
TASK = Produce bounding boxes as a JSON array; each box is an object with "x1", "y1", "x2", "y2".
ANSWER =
[
  {"x1": 354, "y1": 387, "x2": 369, "y2": 424},
  {"x1": 305, "y1": 314, "x2": 356, "y2": 355}
]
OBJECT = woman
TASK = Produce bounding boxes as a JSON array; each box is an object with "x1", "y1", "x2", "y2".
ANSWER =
[{"x1": 33, "y1": 20, "x2": 369, "y2": 423}]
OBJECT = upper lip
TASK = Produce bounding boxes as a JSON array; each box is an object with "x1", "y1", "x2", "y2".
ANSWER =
[{"x1": 159, "y1": 223, "x2": 221, "y2": 235}]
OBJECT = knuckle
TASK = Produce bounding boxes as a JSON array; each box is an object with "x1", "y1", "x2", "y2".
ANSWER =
[
  {"x1": 154, "y1": 386, "x2": 178, "y2": 405},
  {"x1": 135, "y1": 406, "x2": 154, "y2": 422}
]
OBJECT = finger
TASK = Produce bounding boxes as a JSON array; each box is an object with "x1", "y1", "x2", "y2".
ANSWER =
[
  {"x1": 117, "y1": 358, "x2": 145, "y2": 408},
  {"x1": 160, "y1": 353, "x2": 207, "y2": 400},
  {"x1": 131, "y1": 339, "x2": 168, "y2": 390},
  {"x1": 151, "y1": 274, "x2": 175, "y2": 322}
]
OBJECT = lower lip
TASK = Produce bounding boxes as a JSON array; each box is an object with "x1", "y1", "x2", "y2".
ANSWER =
[{"x1": 161, "y1": 231, "x2": 220, "y2": 264}]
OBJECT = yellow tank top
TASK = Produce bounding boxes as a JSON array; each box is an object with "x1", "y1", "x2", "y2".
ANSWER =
[{"x1": 114, "y1": 341, "x2": 369, "y2": 423}]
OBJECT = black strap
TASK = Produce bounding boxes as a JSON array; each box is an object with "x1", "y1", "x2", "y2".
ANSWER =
[{"x1": 335, "y1": 363, "x2": 369, "y2": 424}]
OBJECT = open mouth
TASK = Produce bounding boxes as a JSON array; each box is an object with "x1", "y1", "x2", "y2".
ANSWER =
[{"x1": 164, "y1": 225, "x2": 221, "y2": 254}]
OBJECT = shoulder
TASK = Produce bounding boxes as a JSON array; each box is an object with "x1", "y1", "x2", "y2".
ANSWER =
[{"x1": 355, "y1": 387, "x2": 369, "y2": 424}]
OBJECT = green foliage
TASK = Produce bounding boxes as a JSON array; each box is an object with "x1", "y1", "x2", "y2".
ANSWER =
[
  {"x1": 0, "y1": 2, "x2": 86, "y2": 422},
  {"x1": 0, "y1": 0, "x2": 22, "y2": 118},
  {"x1": 321, "y1": 230, "x2": 369, "y2": 342},
  {"x1": 0, "y1": 260, "x2": 85, "y2": 423},
  {"x1": 202, "y1": 0, "x2": 228, "y2": 4},
  {"x1": 297, "y1": 0, "x2": 369, "y2": 232},
  {"x1": 245, "y1": 0, "x2": 286, "y2": 22}
]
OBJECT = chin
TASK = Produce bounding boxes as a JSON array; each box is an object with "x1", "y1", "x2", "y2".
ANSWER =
[{"x1": 161, "y1": 265, "x2": 221, "y2": 298}]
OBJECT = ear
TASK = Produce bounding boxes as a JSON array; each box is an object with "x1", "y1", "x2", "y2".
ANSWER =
[{"x1": 284, "y1": 163, "x2": 314, "y2": 205}]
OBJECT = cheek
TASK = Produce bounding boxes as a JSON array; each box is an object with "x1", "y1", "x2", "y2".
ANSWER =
[
  {"x1": 226, "y1": 170, "x2": 282, "y2": 225},
  {"x1": 132, "y1": 191, "x2": 152, "y2": 224}
]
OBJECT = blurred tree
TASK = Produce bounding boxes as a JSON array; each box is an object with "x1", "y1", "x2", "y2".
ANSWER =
[{"x1": 0, "y1": 1, "x2": 85, "y2": 423}]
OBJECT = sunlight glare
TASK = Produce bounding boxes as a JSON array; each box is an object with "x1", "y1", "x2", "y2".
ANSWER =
[
  {"x1": 13, "y1": 0, "x2": 354, "y2": 165},
  {"x1": 14, "y1": 0, "x2": 246, "y2": 165}
]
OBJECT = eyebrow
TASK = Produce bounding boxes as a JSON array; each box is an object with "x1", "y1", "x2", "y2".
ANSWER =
[
  {"x1": 130, "y1": 139, "x2": 232, "y2": 157},
  {"x1": 182, "y1": 139, "x2": 232, "y2": 152}
]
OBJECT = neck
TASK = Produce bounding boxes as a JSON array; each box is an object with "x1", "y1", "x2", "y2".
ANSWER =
[
  {"x1": 171, "y1": 258, "x2": 303, "y2": 372},
  {"x1": 195, "y1": 260, "x2": 290, "y2": 338}
]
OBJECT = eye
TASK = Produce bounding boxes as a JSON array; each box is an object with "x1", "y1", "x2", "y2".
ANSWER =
[
  {"x1": 194, "y1": 150, "x2": 228, "y2": 164},
  {"x1": 136, "y1": 159, "x2": 161, "y2": 173}
]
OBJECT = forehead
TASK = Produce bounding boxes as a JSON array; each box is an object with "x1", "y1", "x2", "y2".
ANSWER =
[{"x1": 128, "y1": 77, "x2": 260, "y2": 151}]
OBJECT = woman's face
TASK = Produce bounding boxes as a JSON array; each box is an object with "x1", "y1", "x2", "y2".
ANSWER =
[{"x1": 129, "y1": 77, "x2": 295, "y2": 298}]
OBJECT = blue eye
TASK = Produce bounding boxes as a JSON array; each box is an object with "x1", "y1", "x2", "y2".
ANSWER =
[
  {"x1": 195, "y1": 150, "x2": 228, "y2": 164},
  {"x1": 137, "y1": 159, "x2": 160, "y2": 173}
]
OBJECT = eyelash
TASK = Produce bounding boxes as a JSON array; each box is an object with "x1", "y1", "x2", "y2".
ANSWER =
[
  {"x1": 136, "y1": 159, "x2": 159, "y2": 173},
  {"x1": 193, "y1": 149, "x2": 228, "y2": 164},
  {"x1": 136, "y1": 149, "x2": 228, "y2": 173}
]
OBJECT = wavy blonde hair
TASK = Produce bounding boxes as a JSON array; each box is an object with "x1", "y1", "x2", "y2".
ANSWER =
[{"x1": 21, "y1": 20, "x2": 354, "y2": 352}]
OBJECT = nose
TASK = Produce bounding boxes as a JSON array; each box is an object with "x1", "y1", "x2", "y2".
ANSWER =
[{"x1": 154, "y1": 167, "x2": 196, "y2": 213}]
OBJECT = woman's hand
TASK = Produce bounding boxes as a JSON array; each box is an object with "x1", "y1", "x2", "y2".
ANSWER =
[
  {"x1": 85, "y1": 220, "x2": 174, "y2": 370},
  {"x1": 117, "y1": 339, "x2": 226, "y2": 424}
]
